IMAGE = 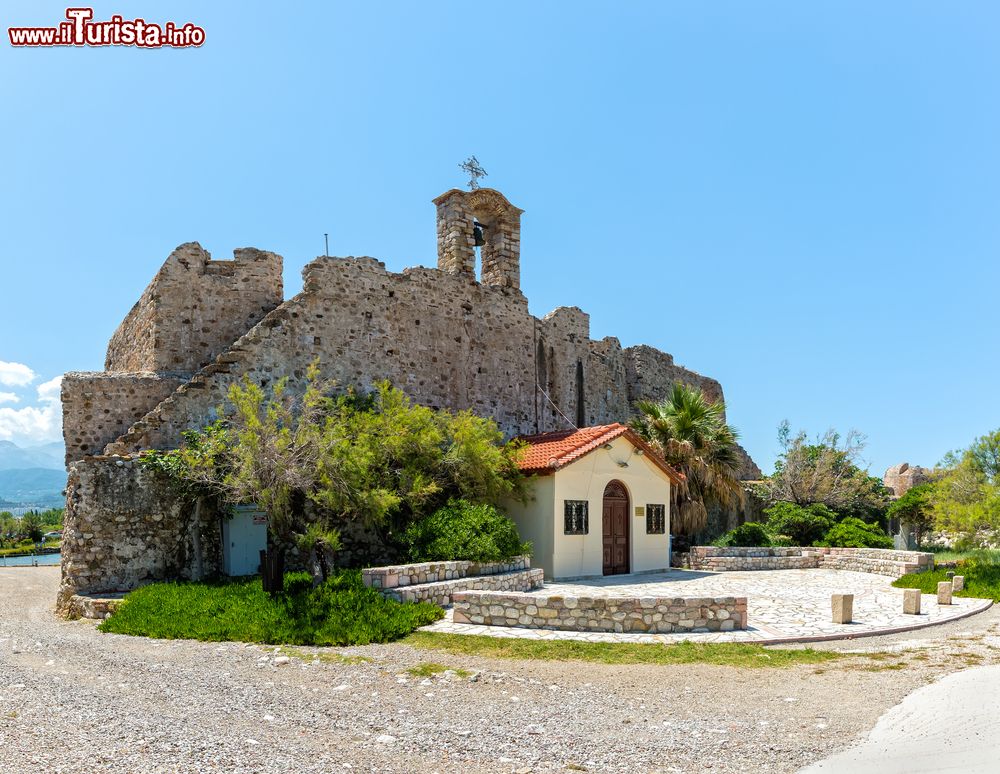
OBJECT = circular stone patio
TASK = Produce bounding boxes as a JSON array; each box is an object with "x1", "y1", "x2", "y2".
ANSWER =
[{"x1": 422, "y1": 568, "x2": 993, "y2": 645}]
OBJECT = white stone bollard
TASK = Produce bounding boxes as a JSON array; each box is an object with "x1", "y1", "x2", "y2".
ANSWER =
[
  {"x1": 902, "y1": 588, "x2": 921, "y2": 615},
  {"x1": 832, "y1": 593, "x2": 853, "y2": 624},
  {"x1": 953, "y1": 575, "x2": 965, "y2": 592},
  {"x1": 937, "y1": 581, "x2": 953, "y2": 605}
]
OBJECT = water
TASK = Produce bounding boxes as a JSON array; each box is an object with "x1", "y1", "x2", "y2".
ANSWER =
[{"x1": 0, "y1": 552, "x2": 60, "y2": 567}]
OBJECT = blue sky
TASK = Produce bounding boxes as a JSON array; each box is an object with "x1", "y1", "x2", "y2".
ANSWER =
[{"x1": 1, "y1": 1, "x2": 997, "y2": 476}]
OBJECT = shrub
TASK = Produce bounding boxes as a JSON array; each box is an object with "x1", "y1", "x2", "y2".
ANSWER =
[
  {"x1": 402, "y1": 499, "x2": 531, "y2": 563},
  {"x1": 713, "y1": 522, "x2": 772, "y2": 547},
  {"x1": 818, "y1": 517, "x2": 893, "y2": 549},
  {"x1": 99, "y1": 570, "x2": 443, "y2": 646},
  {"x1": 764, "y1": 502, "x2": 836, "y2": 546}
]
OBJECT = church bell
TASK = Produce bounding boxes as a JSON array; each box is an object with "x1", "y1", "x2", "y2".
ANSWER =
[{"x1": 473, "y1": 221, "x2": 486, "y2": 247}]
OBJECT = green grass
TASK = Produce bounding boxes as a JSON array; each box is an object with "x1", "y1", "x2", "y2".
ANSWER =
[
  {"x1": 925, "y1": 549, "x2": 1000, "y2": 564},
  {"x1": 99, "y1": 570, "x2": 443, "y2": 646},
  {"x1": 893, "y1": 554, "x2": 1000, "y2": 601},
  {"x1": 0, "y1": 539, "x2": 60, "y2": 557},
  {"x1": 405, "y1": 661, "x2": 472, "y2": 678},
  {"x1": 404, "y1": 631, "x2": 842, "y2": 668}
]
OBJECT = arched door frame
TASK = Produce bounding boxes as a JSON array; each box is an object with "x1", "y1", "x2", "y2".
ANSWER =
[{"x1": 602, "y1": 479, "x2": 630, "y2": 576}]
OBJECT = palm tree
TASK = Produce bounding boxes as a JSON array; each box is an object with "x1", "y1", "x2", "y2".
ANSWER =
[{"x1": 631, "y1": 383, "x2": 745, "y2": 536}]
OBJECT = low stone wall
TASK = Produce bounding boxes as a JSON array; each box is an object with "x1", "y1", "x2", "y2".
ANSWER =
[
  {"x1": 689, "y1": 546, "x2": 933, "y2": 578},
  {"x1": 810, "y1": 546, "x2": 934, "y2": 576},
  {"x1": 361, "y1": 556, "x2": 531, "y2": 590},
  {"x1": 65, "y1": 593, "x2": 125, "y2": 620},
  {"x1": 453, "y1": 591, "x2": 747, "y2": 634},
  {"x1": 689, "y1": 547, "x2": 819, "y2": 572},
  {"x1": 386, "y1": 568, "x2": 544, "y2": 607}
]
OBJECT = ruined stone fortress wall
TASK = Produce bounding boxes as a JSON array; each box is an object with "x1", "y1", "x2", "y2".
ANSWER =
[
  {"x1": 59, "y1": 186, "x2": 753, "y2": 604},
  {"x1": 61, "y1": 244, "x2": 283, "y2": 466},
  {"x1": 104, "y1": 243, "x2": 283, "y2": 374}
]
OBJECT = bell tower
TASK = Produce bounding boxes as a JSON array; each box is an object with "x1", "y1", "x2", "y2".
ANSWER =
[{"x1": 433, "y1": 187, "x2": 523, "y2": 290}]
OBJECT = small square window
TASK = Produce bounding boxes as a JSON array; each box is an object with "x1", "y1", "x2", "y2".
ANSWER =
[
  {"x1": 646, "y1": 503, "x2": 666, "y2": 534},
  {"x1": 564, "y1": 500, "x2": 589, "y2": 535}
]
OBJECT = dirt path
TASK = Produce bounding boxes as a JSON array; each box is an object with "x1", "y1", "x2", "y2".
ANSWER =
[{"x1": 1, "y1": 567, "x2": 997, "y2": 773}]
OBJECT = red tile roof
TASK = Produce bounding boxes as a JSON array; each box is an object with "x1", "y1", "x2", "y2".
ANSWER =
[{"x1": 514, "y1": 423, "x2": 683, "y2": 484}]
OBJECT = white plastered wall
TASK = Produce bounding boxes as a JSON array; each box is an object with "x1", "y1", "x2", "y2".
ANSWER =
[{"x1": 502, "y1": 474, "x2": 556, "y2": 578}]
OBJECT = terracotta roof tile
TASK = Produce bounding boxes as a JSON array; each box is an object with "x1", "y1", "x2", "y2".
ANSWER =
[{"x1": 514, "y1": 423, "x2": 682, "y2": 484}]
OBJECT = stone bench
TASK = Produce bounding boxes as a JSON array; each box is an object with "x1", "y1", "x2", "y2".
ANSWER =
[
  {"x1": 384, "y1": 568, "x2": 544, "y2": 607},
  {"x1": 453, "y1": 590, "x2": 747, "y2": 634}
]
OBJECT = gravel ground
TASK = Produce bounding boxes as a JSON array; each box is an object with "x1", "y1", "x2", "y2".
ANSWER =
[{"x1": 2, "y1": 567, "x2": 998, "y2": 774}]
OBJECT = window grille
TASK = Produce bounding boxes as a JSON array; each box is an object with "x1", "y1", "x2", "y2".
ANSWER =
[
  {"x1": 564, "y1": 500, "x2": 589, "y2": 535},
  {"x1": 646, "y1": 503, "x2": 666, "y2": 534}
]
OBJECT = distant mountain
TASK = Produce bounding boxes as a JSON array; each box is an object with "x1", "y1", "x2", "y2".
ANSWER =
[
  {"x1": 0, "y1": 440, "x2": 65, "y2": 471},
  {"x1": 0, "y1": 468, "x2": 66, "y2": 507}
]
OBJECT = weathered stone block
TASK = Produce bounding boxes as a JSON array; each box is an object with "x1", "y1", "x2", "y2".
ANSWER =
[
  {"x1": 937, "y1": 581, "x2": 953, "y2": 605},
  {"x1": 903, "y1": 588, "x2": 921, "y2": 615},
  {"x1": 831, "y1": 593, "x2": 853, "y2": 624},
  {"x1": 953, "y1": 575, "x2": 965, "y2": 592}
]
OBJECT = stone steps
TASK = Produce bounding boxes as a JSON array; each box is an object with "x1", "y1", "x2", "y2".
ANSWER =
[
  {"x1": 384, "y1": 568, "x2": 544, "y2": 607},
  {"x1": 362, "y1": 556, "x2": 531, "y2": 590}
]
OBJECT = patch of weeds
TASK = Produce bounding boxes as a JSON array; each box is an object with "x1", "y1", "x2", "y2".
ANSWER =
[
  {"x1": 279, "y1": 646, "x2": 374, "y2": 665},
  {"x1": 406, "y1": 661, "x2": 471, "y2": 678},
  {"x1": 853, "y1": 662, "x2": 907, "y2": 672},
  {"x1": 405, "y1": 632, "x2": 842, "y2": 668}
]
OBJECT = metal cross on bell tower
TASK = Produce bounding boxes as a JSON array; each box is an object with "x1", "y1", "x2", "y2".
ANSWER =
[{"x1": 459, "y1": 156, "x2": 488, "y2": 190}]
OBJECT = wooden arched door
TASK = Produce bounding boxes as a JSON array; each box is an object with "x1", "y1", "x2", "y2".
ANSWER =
[{"x1": 602, "y1": 480, "x2": 630, "y2": 576}]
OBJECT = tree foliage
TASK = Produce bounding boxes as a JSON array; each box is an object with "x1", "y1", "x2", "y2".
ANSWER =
[
  {"x1": 631, "y1": 383, "x2": 745, "y2": 535},
  {"x1": 139, "y1": 368, "x2": 527, "y2": 583},
  {"x1": 402, "y1": 499, "x2": 531, "y2": 563},
  {"x1": 928, "y1": 429, "x2": 1000, "y2": 539},
  {"x1": 817, "y1": 517, "x2": 893, "y2": 549},
  {"x1": 713, "y1": 522, "x2": 771, "y2": 547},
  {"x1": 886, "y1": 482, "x2": 934, "y2": 546},
  {"x1": 761, "y1": 422, "x2": 889, "y2": 521},
  {"x1": 764, "y1": 501, "x2": 837, "y2": 546}
]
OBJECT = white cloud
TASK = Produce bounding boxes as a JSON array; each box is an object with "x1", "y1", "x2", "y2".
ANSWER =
[
  {"x1": 0, "y1": 373, "x2": 63, "y2": 444},
  {"x1": 0, "y1": 361, "x2": 36, "y2": 387},
  {"x1": 0, "y1": 392, "x2": 19, "y2": 404},
  {"x1": 37, "y1": 376, "x2": 62, "y2": 403}
]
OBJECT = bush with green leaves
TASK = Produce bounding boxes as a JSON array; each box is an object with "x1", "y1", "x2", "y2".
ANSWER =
[
  {"x1": 402, "y1": 499, "x2": 531, "y2": 563},
  {"x1": 99, "y1": 570, "x2": 442, "y2": 645},
  {"x1": 817, "y1": 517, "x2": 893, "y2": 549},
  {"x1": 764, "y1": 501, "x2": 836, "y2": 546},
  {"x1": 886, "y1": 482, "x2": 934, "y2": 546},
  {"x1": 713, "y1": 522, "x2": 772, "y2": 547}
]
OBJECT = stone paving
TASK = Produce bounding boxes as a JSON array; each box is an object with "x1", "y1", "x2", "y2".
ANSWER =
[{"x1": 422, "y1": 568, "x2": 993, "y2": 644}]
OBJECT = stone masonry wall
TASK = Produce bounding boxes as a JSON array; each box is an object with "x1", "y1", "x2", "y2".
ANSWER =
[
  {"x1": 453, "y1": 590, "x2": 748, "y2": 634},
  {"x1": 105, "y1": 243, "x2": 283, "y2": 375},
  {"x1": 689, "y1": 546, "x2": 934, "y2": 578},
  {"x1": 61, "y1": 372, "x2": 186, "y2": 466},
  {"x1": 100, "y1": 254, "x2": 746, "y2": 457},
  {"x1": 386, "y1": 569, "x2": 544, "y2": 607},
  {"x1": 362, "y1": 557, "x2": 540, "y2": 607},
  {"x1": 688, "y1": 547, "x2": 820, "y2": 572},
  {"x1": 57, "y1": 456, "x2": 221, "y2": 611},
  {"x1": 362, "y1": 556, "x2": 532, "y2": 589}
]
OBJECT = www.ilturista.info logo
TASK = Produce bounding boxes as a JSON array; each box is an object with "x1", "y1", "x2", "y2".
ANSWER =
[{"x1": 8, "y1": 7, "x2": 205, "y2": 48}]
